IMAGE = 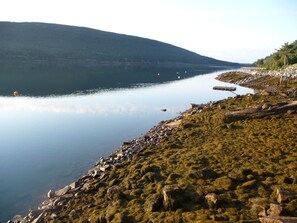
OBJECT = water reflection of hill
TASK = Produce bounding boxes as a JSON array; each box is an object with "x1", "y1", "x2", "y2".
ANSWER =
[{"x1": 0, "y1": 65, "x2": 232, "y2": 96}]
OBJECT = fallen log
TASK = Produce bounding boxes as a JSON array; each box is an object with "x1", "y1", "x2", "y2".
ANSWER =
[
  {"x1": 225, "y1": 101, "x2": 297, "y2": 117},
  {"x1": 213, "y1": 86, "x2": 236, "y2": 91}
]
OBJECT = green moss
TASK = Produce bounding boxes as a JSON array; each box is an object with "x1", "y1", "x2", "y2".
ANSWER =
[{"x1": 42, "y1": 75, "x2": 297, "y2": 222}]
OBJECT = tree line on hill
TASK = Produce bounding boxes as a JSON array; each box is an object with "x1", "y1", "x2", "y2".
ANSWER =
[
  {"x1": 0, "y1": 22, "x2": 239, "y2": 68},
  {"x1": 255, "y1": 40, "x2": 297, "y2": 69}
]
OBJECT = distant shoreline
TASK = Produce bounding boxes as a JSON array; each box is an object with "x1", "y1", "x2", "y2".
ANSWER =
[{"x1": 0, "y1": 59, "x2": 244, "y2": 69}]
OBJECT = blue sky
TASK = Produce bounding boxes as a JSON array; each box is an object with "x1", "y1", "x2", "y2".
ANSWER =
[{"x1": 1, "y1": 0, "x2": 296, "y2": 63}]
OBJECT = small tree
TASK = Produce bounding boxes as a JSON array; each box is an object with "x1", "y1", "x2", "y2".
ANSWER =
[{"x1": 255, "y1": 58, "x2": 264, "y2": 67}]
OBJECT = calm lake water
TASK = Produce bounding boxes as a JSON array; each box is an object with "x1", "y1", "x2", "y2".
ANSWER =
[{"x1": 0, "y1": 70, "x2": 252, "y2": 221}]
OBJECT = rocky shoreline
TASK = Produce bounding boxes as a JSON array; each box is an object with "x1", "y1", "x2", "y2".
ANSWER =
[
  {"x1": 9, "y1": 66, "x2": 297, "y2": 223},
  {"x1": 9, "y1": 104, "x2": 213, "y2": 223}
]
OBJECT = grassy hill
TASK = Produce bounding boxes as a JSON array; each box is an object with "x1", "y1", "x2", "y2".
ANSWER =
[{"x1": 0, "y1": 22, "x2": 238, "y2": 67}]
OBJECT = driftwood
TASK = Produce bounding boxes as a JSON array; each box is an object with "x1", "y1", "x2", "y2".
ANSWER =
[
  {"x1": 225, "y1": 101, "x2": 297, "y2": 117},
  {"x1": 213, "y1": 86, "x2": 236, "y2": 91},
  {"x1": 190, "y1": 103, "x2": 207, "y2": 110}
]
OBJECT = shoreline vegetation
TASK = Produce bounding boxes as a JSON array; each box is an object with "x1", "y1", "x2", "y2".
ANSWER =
[{"x1": 10, "y1": 65, "x2": 297, "y2": 223}]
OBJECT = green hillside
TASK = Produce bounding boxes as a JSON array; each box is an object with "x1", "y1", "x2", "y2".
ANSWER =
[
  {"x1": 255, "y1": 40, "x2": 297, "y2": 69},
  {"x1": 0, "y1": 22, "x2": 243, "y2": 96},
  {"x1": 0, "y1": 22, "x2": 237, "y2": 67}
]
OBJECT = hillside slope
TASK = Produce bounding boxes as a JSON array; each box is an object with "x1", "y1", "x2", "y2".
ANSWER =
[
  {"x1": 0, "y1": 22, "x2": 237, "y2": 67},
  {"x1": 0, "y1": 22, "x2": 243, "y2": 96}
]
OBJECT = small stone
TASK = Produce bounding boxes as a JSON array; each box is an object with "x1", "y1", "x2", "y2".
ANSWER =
[
  {"x1": 28, "y1": 209, "x2": 43, "y2": 219},
  {"x1": 261, "y1": 90, "x2": 271, "y2": 96},
  {"x1": 262, "y1": 103, "x2": 270, "y2": 110},
  {"x1": 50, "y1": 213, "x2": 58, "y2": 219},
  {"x1": 99, "y1": 164, "x2": 111, "y2": 172},
  {"x1": 239, "y1": 179, "x2": 257, "y2": 189},
  {"x1": 91, "y1": 170, "x2": 101, "y2": 178},
  {"x1": 10, "y1": 215, "x2": 23, "y2": 223},
  {"x1": 47, "y1": 190, "x2": 55, "y2": 199},
  {"x1": 69, "y1": 181, "x2": 79, "y2": 189},
  {"x1": 74, "y1": 191, "x2": 81, "y2": 198},
  {"x1": 213, "y1": 176, "x2": 235, "y2": 191},
  {"x1": 205, "y1": 193, "x2": 220, "y2": 210},
  {"x1": 267, "y1": 203, "x2": 283, "y2": 217},
  {"x1": 287, "y1": 110, "x2": 296, "y2": 114},
  {"x1": 276, "y1": 188, "x2": 297, "y2": 204},
  {"x1": 31, "y1": 212, "x2": 44, "y2": 223}
]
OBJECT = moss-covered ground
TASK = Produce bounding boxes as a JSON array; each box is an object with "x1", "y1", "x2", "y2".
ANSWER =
[{"x1": 44, "y1": 73, "x2": 297, "y2": 223}]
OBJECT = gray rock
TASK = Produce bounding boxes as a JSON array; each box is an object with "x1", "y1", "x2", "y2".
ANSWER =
[
  {"x1": 50, "y1": 213, "x2": 58, "y2": 220},
  {"x1": 100, "y1": 164, "x2": 111, "y2": 172},
  {"x1": 31, "y1": 211, "x2": 44, "y2": 223},
  {"x1": 28, "y1": 209, "x2": 43, "y2": 219},
  {"x1": 47, "y1": 190, "x2": 55, "y2": 199},
  {"x1": 10, "y1": 215, "x2": 23, "y2": 223},
  {"x1": 55, "y1": 186, "x2": 70, "y2": 197},
  {"x1": 69, "y1": 181, "x2": 79, "y2": 189},
  {"x1": 91, "y1": 170, "x2": 101, "y2": 178}
]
